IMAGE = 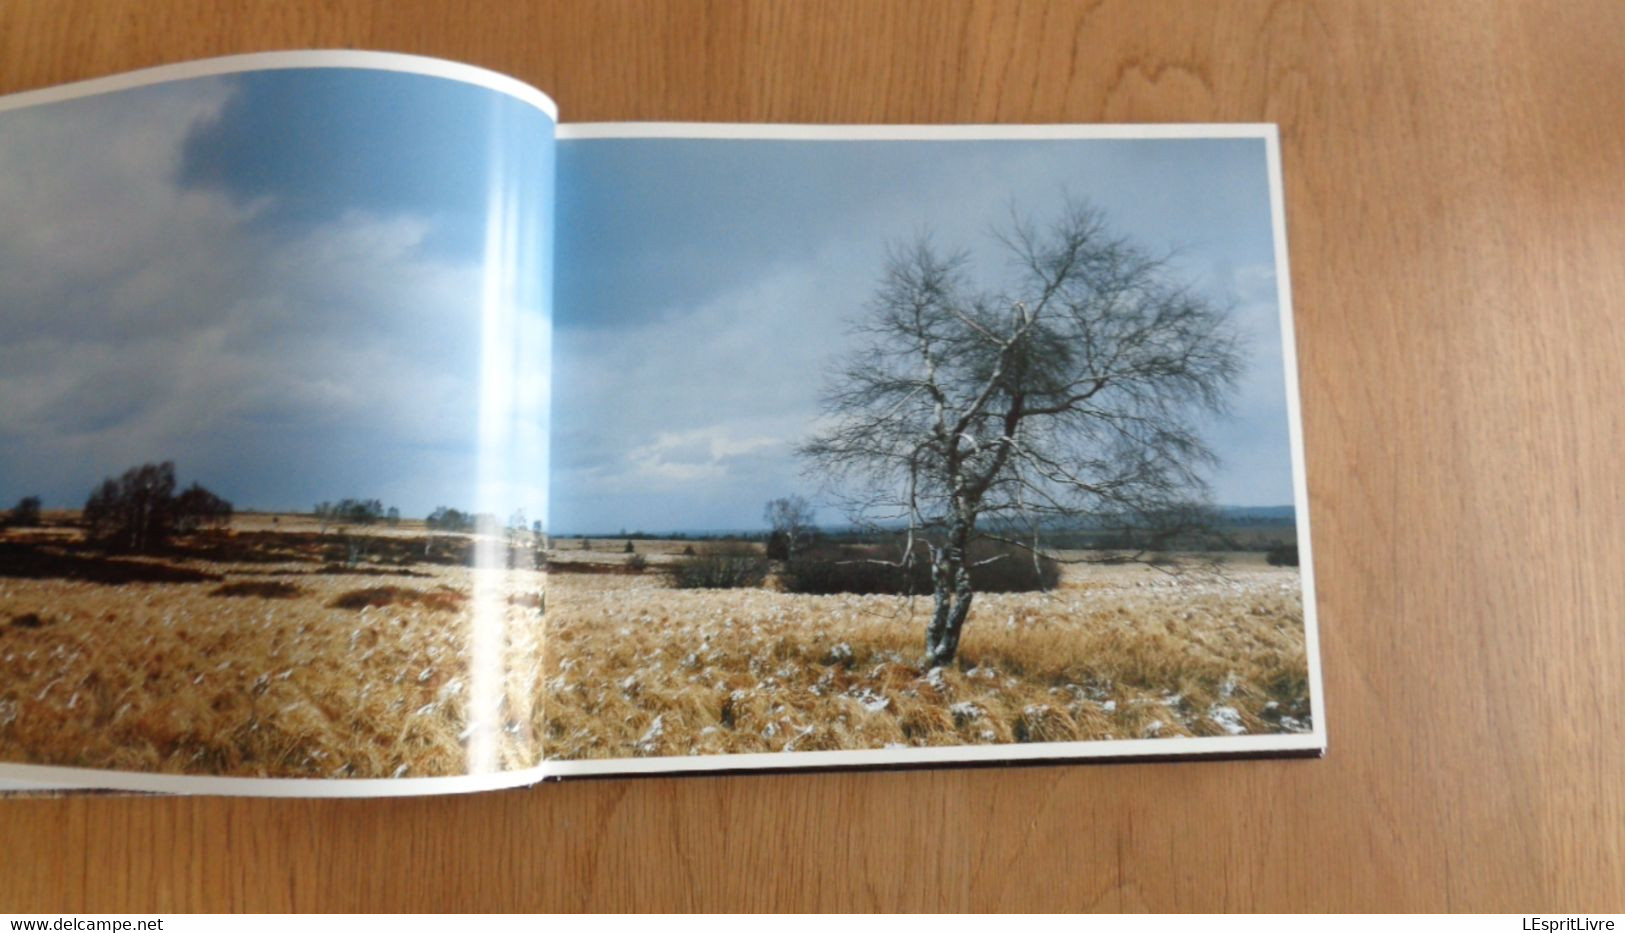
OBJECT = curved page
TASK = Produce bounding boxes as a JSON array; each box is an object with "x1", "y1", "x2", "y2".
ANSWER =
[{"x1": 0, "y1": 52, "x2": 555, "y2": 796}]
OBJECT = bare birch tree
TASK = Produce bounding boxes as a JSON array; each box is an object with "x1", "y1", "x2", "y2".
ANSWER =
[
  {"x1": 800, "y1": 201, "x2": 1244, "y2": 665},
  {"x1": 763, "y1": 494, "x2": 816, "y2": 560}
]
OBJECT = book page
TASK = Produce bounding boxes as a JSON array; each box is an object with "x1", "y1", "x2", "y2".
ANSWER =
[
  {"x1": 545, "y1": 125, "x2": 1323, "y2": 775},
  {"x1": 0, "y1": 53, "x2": 556, "y2": 796}
]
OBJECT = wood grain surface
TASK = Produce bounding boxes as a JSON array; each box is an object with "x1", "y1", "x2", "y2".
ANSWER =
[{"x1": 2, "y1": 0, "x2": 1623, "y2": 912}]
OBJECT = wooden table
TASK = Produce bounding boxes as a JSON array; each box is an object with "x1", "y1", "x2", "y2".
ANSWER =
[{"x1": 2, "y1": 0, "x2": 1622, "y2": 912}]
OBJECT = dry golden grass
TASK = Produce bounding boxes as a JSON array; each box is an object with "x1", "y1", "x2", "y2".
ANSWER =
[
  {"x1": 0, "y1": 520, "x2": 545, "y2": 779},
  {"x1": 0, "y1": 516, "x2": 1310, "y2": 777},
  {"x1": 541, "y1": 554, "x2": 1310, "y2": 760}
]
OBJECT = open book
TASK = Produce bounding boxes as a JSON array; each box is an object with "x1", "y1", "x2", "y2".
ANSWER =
[{"x1": 0, "y1": 52, "x2": 1324, "y2": 796}]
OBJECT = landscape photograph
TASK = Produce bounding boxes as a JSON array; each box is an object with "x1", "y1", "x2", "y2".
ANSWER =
[
  {"x1": 545, "y1": 130, "x2": 1316, "y2": 765},
  {"x1": 0, "y1": 65, "x2": 554, "y2": 781}
]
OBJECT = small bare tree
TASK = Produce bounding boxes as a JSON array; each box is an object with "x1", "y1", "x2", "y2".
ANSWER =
[
  {"x1": 801, "y1": 201, "x2": 1243, "y2": 665},
  {"x1": 763, "y1": 494, "x2": 816, "y2": 561}
]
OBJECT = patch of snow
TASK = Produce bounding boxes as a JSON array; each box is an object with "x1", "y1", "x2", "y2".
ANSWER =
[
  {"x1": 949, "y1": 701, "x2": 983, "y2": 725},
  {"x1": 1099, "y1": 700, "x2": 1117, "y2": 713},
  {"x1": 635, "y1": 715, "x2": 665, "y2": 754},
  {"x1": 825, "y1": 642, "x2": 855, "y2": 665},
  {"x1": 1208, "y1": 706, "x2": 1247, "y2": 735},
  {"x1": 1142, "y1": 719, "x2": 1166, "y2": 738},
  {"x1": 848, "y1": 687, "x2": 891, "y2": 713},
  {"x1": 783, "y1": 725, "x2": 816, "y2": 751}
]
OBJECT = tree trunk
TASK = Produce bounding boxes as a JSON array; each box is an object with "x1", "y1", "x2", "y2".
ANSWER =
[
  {"x1": 924, "y1": 519, "x2": 974, "y2": 665},
  {"x1": 937, "y1": 571, "x2": 974, "y2": 663}
]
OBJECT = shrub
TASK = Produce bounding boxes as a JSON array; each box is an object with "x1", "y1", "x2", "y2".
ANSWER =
[
  {"x1": 760, "y1": 533, "x2": 786, "y2": 562},
  {"x1": 780, "y1": 547, "x2": 913, "y2": 595},
  {"x1": 7, "y1": 495, "x2": 42, "y2": 527},
  {"x1": 765, "y1": 530, "x2": 790, "y2": 561},
  {"x1": 1265, "y1": 544, "x2": 1299, "y2": 567},
  {"x1": 329, "y1": 585, "x2": 464, "y2": 612},
  {"x1": 962, "y1": 541, "x2": 1063, "y2": 592},
  {"x1": 340, "y1": 499, "x2": 384, "y2": 524},
  {"x1": 10, "y1": 612, "x2": 47, "y2": 629},
  {"x1": 425, "y1": 506, "x2": 472, "y2": 532},
  {"x1": 625, "y1": 553, "x2": 648, "y2": 572},
  {"x1": 671, "y1": 544, "x2": 768, "y2": 589},
  {"x1": 624, "y1": 540, "x2": 635, "y2": 553},
  {"x1": 82, "y1": 461, "x2": 232, "y2": 551},
  {"x1": 174, "y1": 483, "x2": 233, "y2": 532},
  {"x1": 210, "y1": 580, "x2": 302, "y2": 599},
  {"x1": 315, "y1": 498, "x2": 385, "y2": 528},
  {"x1": 782, "y1": 539, "x2": 1060, "y2": 595},
  {"x1": 764, "y1": 528, "x2": 822, "y2": 561}
]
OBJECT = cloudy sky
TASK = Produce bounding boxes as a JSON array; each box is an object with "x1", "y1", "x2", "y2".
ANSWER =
[
  {"x1": 552, "y1": 133, "x2": 1295, "y2": 535},
  {"x1": 0, "y1": 68, "x2": 553, "y2": 520}
]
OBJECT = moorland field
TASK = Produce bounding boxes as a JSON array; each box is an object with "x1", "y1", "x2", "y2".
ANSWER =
[
  {"x1": 542, "y1": 539, "x2": 1310, "y2": 761},
  {"x1": 0, "y1": 513, "x2": 544, "y2": 779},
  {"x1": 0, "y1": 516, "x2": 1309, "y2": 777}
]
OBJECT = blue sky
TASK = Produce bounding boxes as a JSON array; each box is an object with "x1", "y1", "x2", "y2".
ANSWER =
[
  {"x1": 0, "y1": 68, "x2": 553, "y2": 520},
  {"x1": 0, "y1": 80, "x2": 1295, "y2": 536},
  {"x1": 553, "y1": 134, "x2": 1295, "y2": 534}
]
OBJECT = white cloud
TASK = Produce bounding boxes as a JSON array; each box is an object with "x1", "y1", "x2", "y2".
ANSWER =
[
  {"x1": 550, "y1": 253, "x2": 866, "y2": 530},
  {"x1": 623, "y1": 427, "x2": 784, "y2": 485},
  {"x1": 0, "y1": 78, "x2": 544, "y2": 519}
]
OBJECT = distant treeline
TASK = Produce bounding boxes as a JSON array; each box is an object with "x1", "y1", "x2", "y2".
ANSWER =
[
  {"x1": 560, "y1": 520, "x2": 1296, "y2": 554},
  {"x1": 314, "y1": 498, "x2": 398, "y2": 527},
  {"x1": 0, "y1": 458, "x2": 550, "y2": 554},
  {"x1": 308, "y1": 502, "x2": 542, "y2": 538}
]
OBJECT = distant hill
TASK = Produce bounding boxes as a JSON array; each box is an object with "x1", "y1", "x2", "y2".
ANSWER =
[{"x1": 1215, "y1": 505, "x2": 1296, "y2": 524}]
